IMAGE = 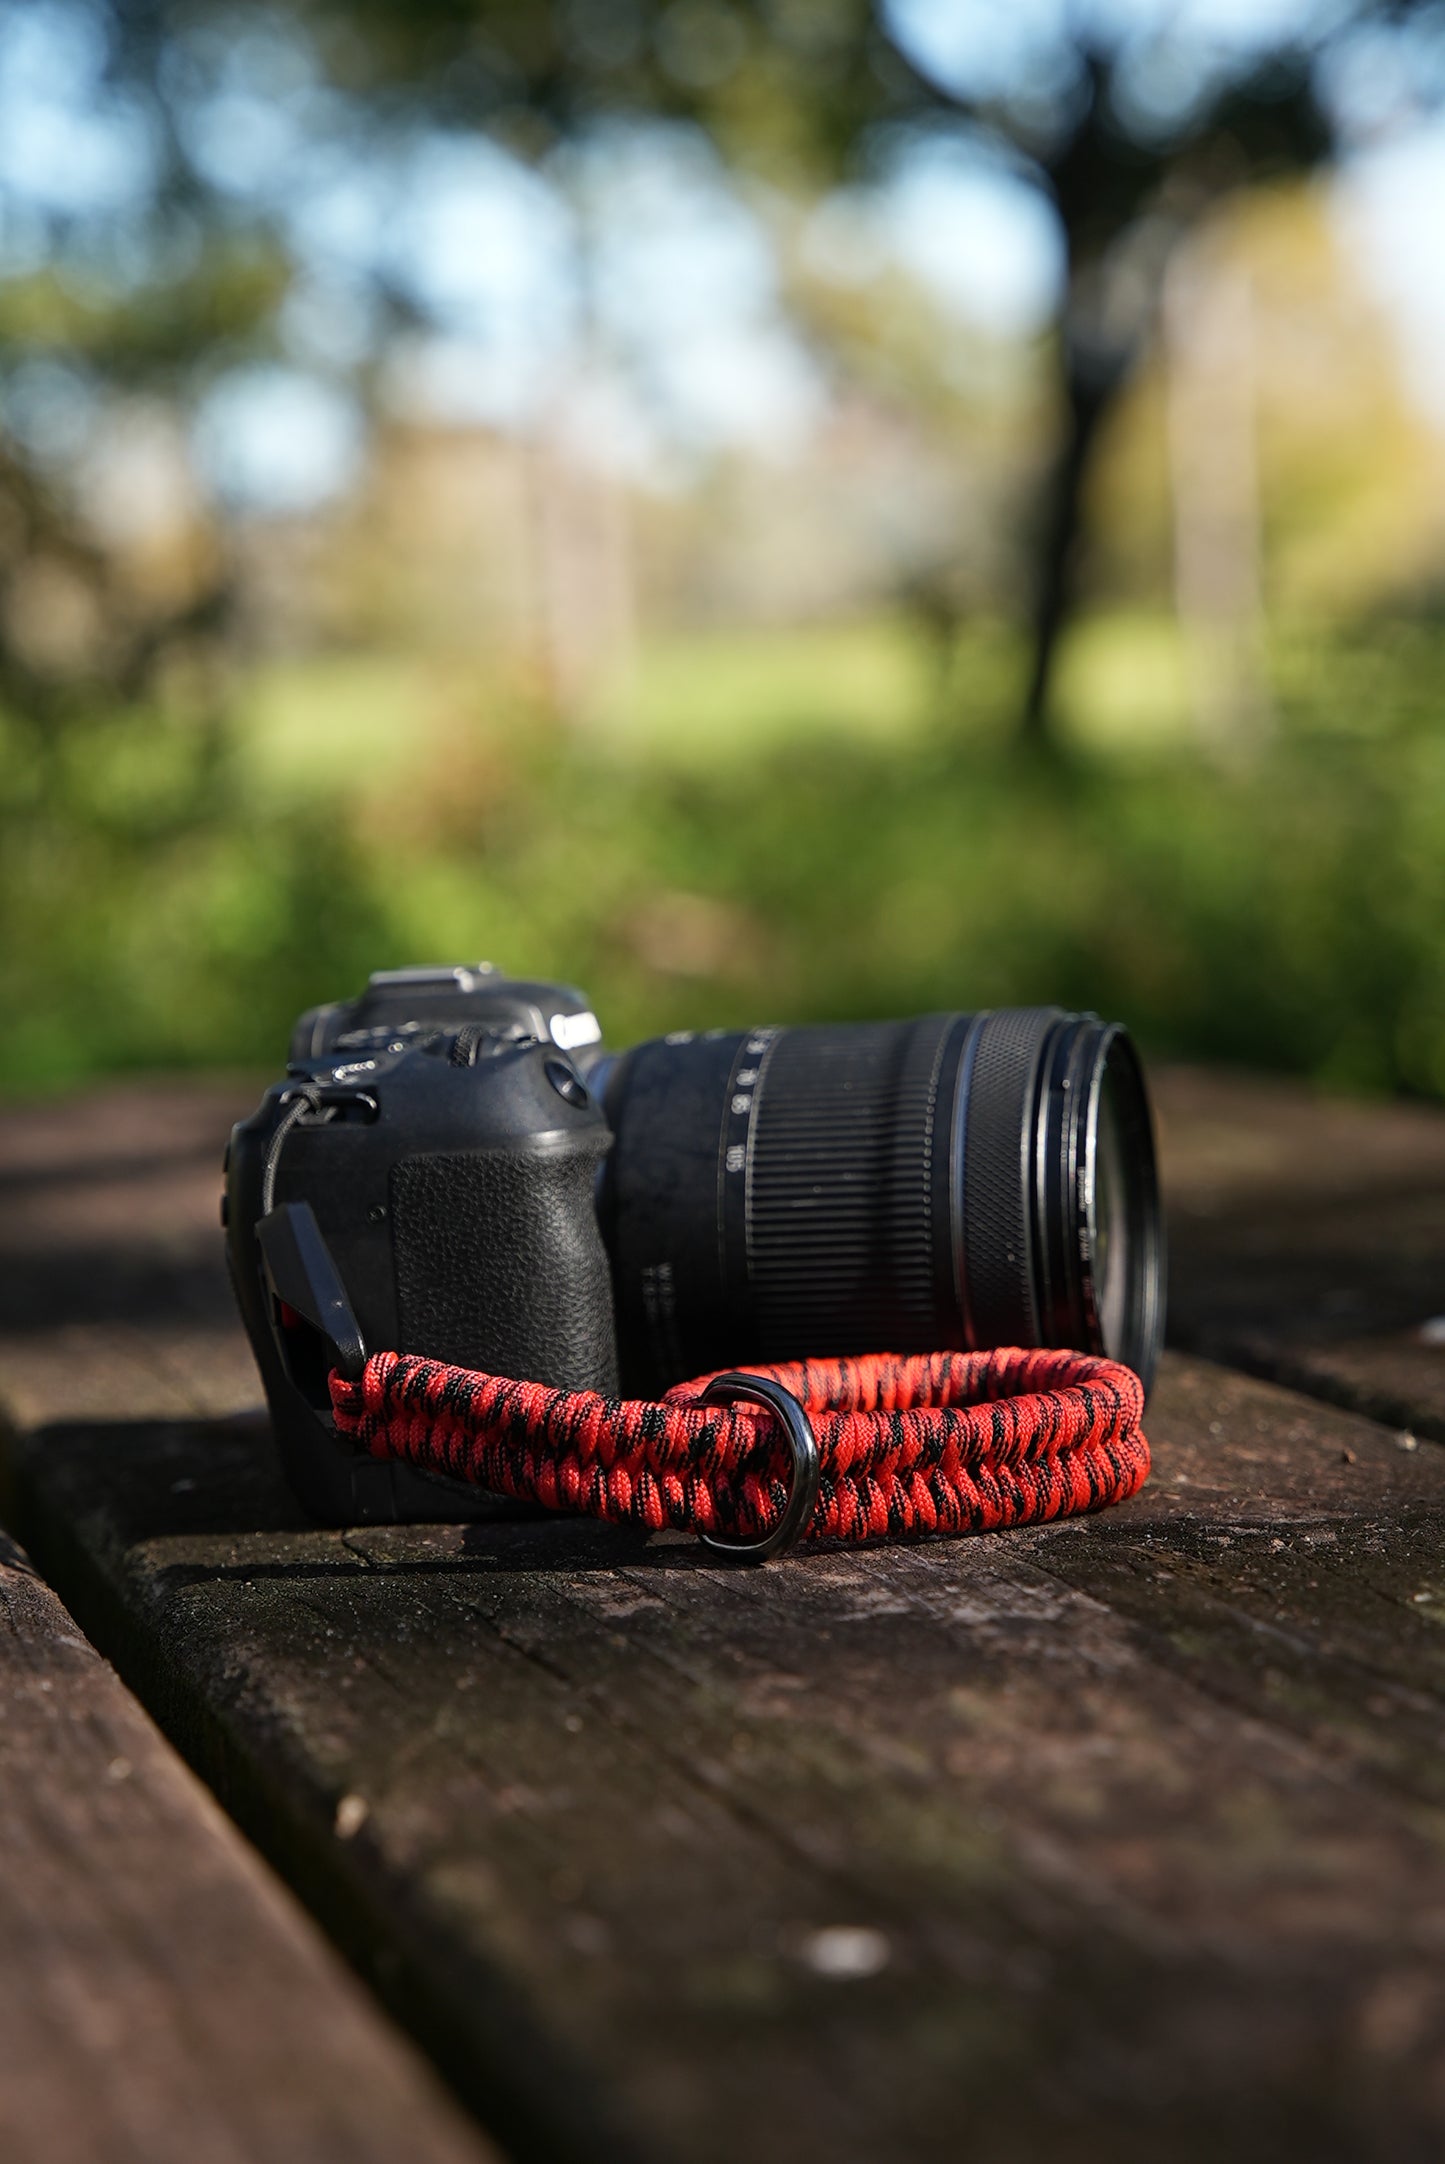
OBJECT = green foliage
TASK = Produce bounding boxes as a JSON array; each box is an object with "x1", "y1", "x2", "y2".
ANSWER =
[
  {"x1": 0, "y1": 244, "x2": 290, "y2": 385},
  {"x1": 4, "y1": 617, "x2": 1445, "y2": 1101}
]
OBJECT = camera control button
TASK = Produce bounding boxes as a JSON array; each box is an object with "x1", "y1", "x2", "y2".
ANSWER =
[{"x1": 544, "y1": 1058, "x2": 588, "y2": 1108}]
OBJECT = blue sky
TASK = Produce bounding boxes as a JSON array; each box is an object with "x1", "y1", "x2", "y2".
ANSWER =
[{"x1": 2, "y1": 0, "x2": 1444, "y2": 507}]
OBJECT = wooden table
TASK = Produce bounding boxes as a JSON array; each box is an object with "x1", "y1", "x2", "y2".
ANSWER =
[{"x1": 2, "y1": 1067, "x2": 1444, "y2": 2163}]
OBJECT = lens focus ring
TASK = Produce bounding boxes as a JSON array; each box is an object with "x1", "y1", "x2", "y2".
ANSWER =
[
  {"x1": 957, "y1": 1008, "x2": 1063, "y2": 1351},
  {"x1": 743, "y1": 1016, "x2": 960, "y2": 1359}
]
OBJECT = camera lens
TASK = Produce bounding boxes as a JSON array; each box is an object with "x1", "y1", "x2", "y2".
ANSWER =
[{"x1": 600, "y1": 1009, "x2": 1164, "y2": 1397}]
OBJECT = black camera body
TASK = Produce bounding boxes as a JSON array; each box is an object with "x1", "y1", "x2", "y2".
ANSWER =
[
  {"x1": 229, "y1": 963, "x2": 1165, "y2": 1527},
  {"x1": 226, "y1": 968, "x2": 616, "y2": 1524},
  {"x1": 287, "y1": 961, "x2": 605, "y2": 1069}
]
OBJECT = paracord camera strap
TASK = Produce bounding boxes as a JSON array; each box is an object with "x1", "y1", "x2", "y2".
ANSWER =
[{"x1": 330, "y1": 1345, "x2": 1149, "y2": 1561}]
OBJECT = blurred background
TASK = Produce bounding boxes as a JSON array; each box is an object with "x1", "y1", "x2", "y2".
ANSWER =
[{"x1": 3, "y1": 0, "x2": 1445, "y2": 1095}]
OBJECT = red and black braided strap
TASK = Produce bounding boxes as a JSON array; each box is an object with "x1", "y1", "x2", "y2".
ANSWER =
[{"x1": 329, "y1": 1346, "x2": 1149, "y2": 1546}]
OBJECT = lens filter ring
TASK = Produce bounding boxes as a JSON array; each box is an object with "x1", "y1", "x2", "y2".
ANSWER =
[
  {"x1": 1031, "y1": 1016, "x2": 1164, "y2": 1390},
  {"x1": 1083, "y1": 1028, "x2": 1165, "y2": 1390}
]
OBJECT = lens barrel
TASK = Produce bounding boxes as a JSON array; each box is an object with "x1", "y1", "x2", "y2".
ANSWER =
[{"x1": 601, "y1": 1009, "x2": 1164, "y2": 1397}]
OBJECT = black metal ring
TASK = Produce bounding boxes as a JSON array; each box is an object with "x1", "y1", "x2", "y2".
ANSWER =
[{"x1": 697, "y1": 1372, "x2": 821, "y2": 1564}]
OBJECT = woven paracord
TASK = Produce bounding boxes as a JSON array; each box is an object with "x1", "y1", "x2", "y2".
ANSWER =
[{"x1": 330, "y1": 1346, "x2": 1149, "y2": 1546}]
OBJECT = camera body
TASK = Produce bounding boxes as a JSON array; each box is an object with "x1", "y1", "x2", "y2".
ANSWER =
[
  {"x1": 226, "y1": 967, "x2": 616, "y2": 1524},
  {"x1": 229, "y1": 963, "x2": 1164, "y2": 1527},
  {"x1": 288, "y1": 961, "x2": 605, "y2": 1069}
]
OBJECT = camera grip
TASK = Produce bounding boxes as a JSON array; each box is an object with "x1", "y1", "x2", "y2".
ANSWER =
[{"x1": 390, "y1": 1140, "x2": 618, "y2": 1395}]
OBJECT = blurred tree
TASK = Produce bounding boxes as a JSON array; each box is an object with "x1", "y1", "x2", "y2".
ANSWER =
[
  {"x1": 3, "y1": 0, "x2": 1442, "y2": 744},
  {"x1": 604, "y1": 0, "x2": 1407, "y2": 741}
]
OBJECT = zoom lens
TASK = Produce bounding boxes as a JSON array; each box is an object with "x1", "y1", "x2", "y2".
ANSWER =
[{"x1": 600, "y1": 1009, "x2": 1164, "y2": 1397}]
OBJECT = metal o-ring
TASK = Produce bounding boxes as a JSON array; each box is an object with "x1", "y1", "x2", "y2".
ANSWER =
[{"x1": 696, "y1": 1372, "x2": 821, "y2": 1563}]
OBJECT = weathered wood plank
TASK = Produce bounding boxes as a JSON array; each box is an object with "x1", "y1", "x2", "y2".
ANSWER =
[
  {"x1": 0, "y1": 1078, "x2": 254, "y2": 1424},
  {"x1": 7, "y1": 1078, "x2": 1445, "y2": 2159},
  {"x1": 1156, "y1": 1064, "x2": 1445, "y2": 1438},
  {"x1": 0, "y1": 1524, "x2": 493, "y2": 2164},
  {"x1": 11, "y1": 1361, "x2": 1445, "y2": 2163}
]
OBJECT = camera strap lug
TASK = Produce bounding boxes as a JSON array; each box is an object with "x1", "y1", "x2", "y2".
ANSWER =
[
  {"x1": 257, "y1": 1201, "x2": 368, "y2": 1386},
  {"x1": 695, "y1": 1373, "x2": 821, "y2": 1562}
]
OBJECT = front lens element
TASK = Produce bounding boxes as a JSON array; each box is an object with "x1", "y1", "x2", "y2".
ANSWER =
[
  {"x1": 1092, "y1": 1067, "x2": 1130, "y2": 1358},
  {"x1": 1083, "y1": 1031, "x2": 1164, "y2": 1386}
]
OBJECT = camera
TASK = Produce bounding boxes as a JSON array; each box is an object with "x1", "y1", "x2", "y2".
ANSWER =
[{"x1": 226, "y1": 965, "x2": 1165, "y2": 1525}]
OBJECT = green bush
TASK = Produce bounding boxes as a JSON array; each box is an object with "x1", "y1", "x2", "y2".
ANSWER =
[{"x1": 4, "y1": 622, "x2": 1444, "y2": 1100}]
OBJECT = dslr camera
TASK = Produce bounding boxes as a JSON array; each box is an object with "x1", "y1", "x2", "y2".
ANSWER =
[{"x1": 226, "y1": 964, "x2": 1165, "y2": 1524}]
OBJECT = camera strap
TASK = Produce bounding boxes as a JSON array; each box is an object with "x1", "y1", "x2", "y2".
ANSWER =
[{"x1": 330, "y1": 1345, "x2": 1149, "y2": 1560}]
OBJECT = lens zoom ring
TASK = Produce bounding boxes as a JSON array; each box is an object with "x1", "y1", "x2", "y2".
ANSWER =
[
  {"x1": 744, "y1": 1018, "x2": 955, "y2": 1356},
  {"x1": 961, "y1": 1008, "x2": 1061, "y2": 1348}
]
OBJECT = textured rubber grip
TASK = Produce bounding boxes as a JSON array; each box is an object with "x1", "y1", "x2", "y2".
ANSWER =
[
  {"x1": 391, "y1": 1144, "x2": 618, "y2": 1394},
  {"x1": 742, "y1": 1016, "x2": 959, "y2": 1358}
]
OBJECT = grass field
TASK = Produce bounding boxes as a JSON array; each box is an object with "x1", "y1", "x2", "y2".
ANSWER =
[
  {"x1": 4, "y1": 609, "x2": 1443, "y2": 1099},
  {"x1": 234, "y1": 613, "x2": 1188, "y2": 795}
]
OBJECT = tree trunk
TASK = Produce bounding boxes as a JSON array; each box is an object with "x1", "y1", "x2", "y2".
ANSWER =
[{"x1": 1020, "y1": 350, "x2": 1122, "y2": 748}]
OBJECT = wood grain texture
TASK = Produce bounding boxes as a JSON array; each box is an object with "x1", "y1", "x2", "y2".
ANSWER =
[
  {"x1": 1156, "y1": 1065, "x2": 1445, "y2": 1438},
  {"x1": 10, "y1": 1364, "x2": 1445, "y2": 2164},
  {"x1": 0, "y1": 1526, "x2": 494, "y2": 2164},
  {"x1": 3, "y1": 1072, "x2": 1445, "y2": 2160}
]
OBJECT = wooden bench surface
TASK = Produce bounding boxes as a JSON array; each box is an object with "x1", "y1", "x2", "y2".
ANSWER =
[
  {"x1": 0, "y1": 1533, "x2": 492, "y2": 2164},
  {"x1": 1, "y1": 1066, "x2": 1444, "y2": 2162}
]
